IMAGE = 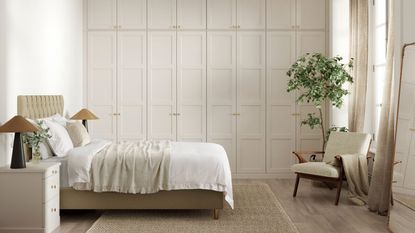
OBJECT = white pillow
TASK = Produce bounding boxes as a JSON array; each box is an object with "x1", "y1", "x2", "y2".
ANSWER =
[
  {"x1": 45, "y1": 119, "x2": 74, "y2": 157},
  {"x1": 66, "y1": 122, "x2": 91, "y2": 147},
  {"x1": 49, "y1": 114, "x2": 69, "y2": 126},
  {"x1": 39, "y1": 142, "x2": 54, "y2": 160}
]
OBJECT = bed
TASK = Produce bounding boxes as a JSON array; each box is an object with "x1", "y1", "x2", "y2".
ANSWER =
[{"x1": 17, "y1": 95, "x2": 232, "y2": 219}]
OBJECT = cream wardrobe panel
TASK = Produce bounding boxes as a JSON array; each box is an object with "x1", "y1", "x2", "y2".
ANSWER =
[
  {"x1": 297, "y1": 31, "x2": 326, "y2": 58},
  {"x1": 177, "y1": 0, "x2": 206, "y2": 29},
  {"x1": 207, "y1": 0, "x2": 237, "y2": 30},
  {"x1": 207, "y1": 31, "x2": 237, "y2": 172},
  {"x1": 394, "y1": 46, "x2": 415, "y2": 191},
  {"x1": 266, "y1": 31, "x2": 296, "y2": 173},
  {"x1": 177, "y1": 31, "x2": 207, "y2": 142},
  {"x1": 237, "y1": 0, "x2": 265, "y2": 30},
  {"x1": 236, "y1": 31, "x2": 266, "y2": 173},
  {"x1": 148, "y1": 0, "x2": 177, "y2": 29},
  {"x1": 297, "y1": 0, "x2": 326, "y2": 30},
  {"x1": 87, "y1": 0, "x2": 117, "y2": 29},
  {"x1": 267, "y1": 0, "x2": 296, "y2": 30},
  {"x1": 117, "y1": 31, "x2": 147, "y2": 142},
  {"x1": 87, "y1": 31, "x2": 117, "y2": 141},
  {"x1": 148, "y1": 31, "x2": 177, "y2": 140},
  {"x1": 117, "y1": 0, "x2": 147, "y2": 29}
]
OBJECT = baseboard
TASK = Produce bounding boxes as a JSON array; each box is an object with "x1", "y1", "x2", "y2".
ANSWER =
[
  {"x1": 393, "y1": 187, "x2": 415, "y2": 196},
  {"x1": 232, "y1": 173, "x2": 295, "y2": 179}
]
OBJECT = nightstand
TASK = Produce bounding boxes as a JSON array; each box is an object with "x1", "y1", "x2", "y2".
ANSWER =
[{"x1": 0, "y1": 162, "x2": 60, "y2": 233}]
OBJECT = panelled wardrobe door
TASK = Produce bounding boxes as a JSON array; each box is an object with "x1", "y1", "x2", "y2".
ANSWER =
[
  {"x1": 207, "y1": 0, "x2": 237, "y2": 30},
  {"x1": 266, "y1": 31, "x2": 296, "y2": 174},
  {"x1": 267, "y1": 0, "x2": 296, "y2": 30},
  {"x1": 117, "y1": 0, "x2": 147, "y2": 29},
  {"x1": 236, "y1": 31, "x2": 266, "y2": 173},
  {"x1": 148, "y1": 31, "x2": 177, "y2": 140},
  {"x1": 177, "y1": 0, "x2": 206, "y2": 29},
  {"x1": 207, "y1": 31, "x2": 237, "y2": 172},
  {"x1": 237, "y1": 0, "x2": 266, "y2": 30},
  {"x1": 148, "y1": 0, "x2": 177, "y2": 29},
  {"x1": 296, "y1": 31, "x2": 326, "y2": 151},
  {"x1": 177, "y1": 32, "x2": 207, "y2": 142},
  {"x1": 87, "y1": 0, "x2": 116, "y2": 29},
  {"x1": 297, "y1": 0, "x2": 326, "y2": 30},
  {"x1": 87, "y1": 32, "x2": 117, "y2": 141},
  {"x1": 117, "y1": 31, "x2": 147, "y2": 142}
]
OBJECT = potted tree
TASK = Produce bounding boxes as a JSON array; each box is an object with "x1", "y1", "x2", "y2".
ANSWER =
[{"x1": 287, "y1": 53, "x2": 353, "y2": 151}]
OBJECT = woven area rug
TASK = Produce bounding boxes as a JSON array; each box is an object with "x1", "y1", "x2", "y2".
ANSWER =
[{"x1": 87, "y1": 183, "x2": 298, "y2": 233}]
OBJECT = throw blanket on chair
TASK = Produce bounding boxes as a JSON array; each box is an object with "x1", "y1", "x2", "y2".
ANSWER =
[
  {"x1": 90, "y1": 140, "x2": 171, "y2": 194},
  {"x1": 339, "y1": 153, "x2": 370, "y2": 205}
]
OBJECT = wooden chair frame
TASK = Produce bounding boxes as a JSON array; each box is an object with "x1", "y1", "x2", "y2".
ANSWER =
[{"x1": 292, "y1": 151, "x2": 372, "y2": 205}]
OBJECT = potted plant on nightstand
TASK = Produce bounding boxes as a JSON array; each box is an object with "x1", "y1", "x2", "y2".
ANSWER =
[
  {"x1": 23, "y1": 121, "x2": 51, "y2": 163},
  {"x1": 287, "y1": 53, "x2": 353, "y2": 151}
]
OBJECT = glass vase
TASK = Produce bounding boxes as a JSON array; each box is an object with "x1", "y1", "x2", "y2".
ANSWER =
[{"x1": 32, "y1": 147, "x2": 41, "y2": 163}]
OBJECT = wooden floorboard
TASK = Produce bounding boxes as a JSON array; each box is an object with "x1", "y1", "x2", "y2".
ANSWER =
[{"x1": 55, "y1": 179, "x2": 389, "y2": 233}]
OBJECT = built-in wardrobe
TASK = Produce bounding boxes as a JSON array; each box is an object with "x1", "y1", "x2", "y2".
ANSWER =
[{"x1": 86, "y1": 0, "x2": 327, "y2": 178}]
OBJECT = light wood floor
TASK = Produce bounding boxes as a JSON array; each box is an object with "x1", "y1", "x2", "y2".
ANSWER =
[{"x1": 56, "y1": 179, "x2": 389, "y2": 233}]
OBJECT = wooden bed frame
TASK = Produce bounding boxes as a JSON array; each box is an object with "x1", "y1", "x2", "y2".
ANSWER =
[{"x1": 17, "y1": 95, "x2": 224, "y2": 219}]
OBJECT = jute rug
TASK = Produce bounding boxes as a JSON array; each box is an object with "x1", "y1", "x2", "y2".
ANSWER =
[{"x1": 87, "y1": 183, "x2": 299, "y2": 233}]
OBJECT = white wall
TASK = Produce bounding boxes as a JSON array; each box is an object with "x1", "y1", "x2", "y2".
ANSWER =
[{"x1": 0, "y1": 0, "x2": 84, "y2": 167}]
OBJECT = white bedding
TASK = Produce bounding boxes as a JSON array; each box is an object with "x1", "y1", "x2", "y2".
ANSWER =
[{"x1": 67, "y1": 140, "x2": 234, "y2": 208}]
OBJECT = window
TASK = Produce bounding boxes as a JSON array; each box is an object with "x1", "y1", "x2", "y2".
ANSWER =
[{"x1": 370, "y1": 0, "x2": 388, "y2": 141}]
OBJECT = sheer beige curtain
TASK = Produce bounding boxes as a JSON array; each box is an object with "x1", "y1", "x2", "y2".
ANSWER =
[
  {"x1": 368, "y1": 0, "x2": 395, "y2": 215},
  {"x1": 348, "y1": 0, "x2": 369, "y2": 132}
]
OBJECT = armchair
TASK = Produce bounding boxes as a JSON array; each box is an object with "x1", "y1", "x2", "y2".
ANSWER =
[{"x1": 291, "y1": 132, "x2": 372, "y2": 205}]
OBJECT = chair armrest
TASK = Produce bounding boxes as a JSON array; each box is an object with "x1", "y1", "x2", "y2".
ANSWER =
[{"x1": 292, "y1": 151, "x2": 325, "y2": 163}]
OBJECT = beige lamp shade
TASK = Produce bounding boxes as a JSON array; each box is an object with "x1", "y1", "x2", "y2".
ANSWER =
[
  {"x1": 70, "y1": 108, "x2": 99, "y2": 120},
  {"x1": 0, "y1": 115, "x2": 38, "y2": 133}
]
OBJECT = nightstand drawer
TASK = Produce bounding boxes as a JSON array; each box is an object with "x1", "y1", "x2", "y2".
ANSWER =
[
  {"x1": 44, "y1": 173, "x2": 59, "y2": 202},
  {"x1": 44, "y1": 196, "x2": 60, "y2": 233},
  {"x1": 45, "y1": 164, "x2": 59, "y2": 179}
]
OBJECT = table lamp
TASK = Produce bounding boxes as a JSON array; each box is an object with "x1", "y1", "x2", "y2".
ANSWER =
[
  {"x1": 0, "y1": 115, "x2": 38, "y2": 169},
  {"x1": 70, "y1": 108, "x2": 98, "y2": 131}
]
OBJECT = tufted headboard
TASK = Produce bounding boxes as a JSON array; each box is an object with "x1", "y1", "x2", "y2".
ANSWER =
[{"x1": 17, "y1": 95, "x2": 64, "y2": 119}]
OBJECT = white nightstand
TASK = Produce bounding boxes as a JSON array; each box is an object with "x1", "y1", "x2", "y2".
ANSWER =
[{"x1": 0, "y1": 162, "x2": 60, "y2": 233}]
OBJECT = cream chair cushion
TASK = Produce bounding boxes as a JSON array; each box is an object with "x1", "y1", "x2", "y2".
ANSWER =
[
  {"x1": 291, "y1": 162, "x2": 340, "y2": 178},
  {"x1": 323, "y1": 132, "x2": 372, "y2": 163}
]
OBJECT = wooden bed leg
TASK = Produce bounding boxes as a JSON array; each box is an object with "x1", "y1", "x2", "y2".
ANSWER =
[{"x1": 213, "y1": 209, "x2": 219, "y2": 220}]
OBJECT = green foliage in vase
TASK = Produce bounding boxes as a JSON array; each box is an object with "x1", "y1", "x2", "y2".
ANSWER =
[
  {"x1": 23, "y1": 120, "x2": 51, "y2": 154},
  {"x1": 287, "y1": 53, "x2": 353, "y2": 150}
]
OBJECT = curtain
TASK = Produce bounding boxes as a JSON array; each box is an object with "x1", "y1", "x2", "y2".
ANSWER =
[
  {"x1": 348, "y1": 0, "x2": 369, "y2": 132},
  {"x1": 368, "y1": 0, "x2": 395, "y2": 215}
]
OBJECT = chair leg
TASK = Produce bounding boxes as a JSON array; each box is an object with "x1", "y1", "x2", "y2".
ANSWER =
[
  {"x1": 293, "y1": 174, "x2": 300, "y2": 197},
  {"x1": 335, "y1": 178, "x2": 343, "y2": 205}
]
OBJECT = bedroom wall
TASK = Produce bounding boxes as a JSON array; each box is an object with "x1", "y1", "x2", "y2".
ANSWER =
[{"x1": 0, "y1": 0, "x2": 83, "y2": 167}]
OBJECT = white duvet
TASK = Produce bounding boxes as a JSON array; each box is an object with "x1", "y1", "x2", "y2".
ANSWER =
[{"x1": 67, "y1": 140, "x2": 234, "y2": 208}]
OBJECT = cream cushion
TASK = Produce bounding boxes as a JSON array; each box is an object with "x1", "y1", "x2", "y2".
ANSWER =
[
  {"x1": 66, "y1": 122, "x2": 91, "y2": 147},
  {"x1": 291, "y1": 162, "x2": 340, "y2": 178}
]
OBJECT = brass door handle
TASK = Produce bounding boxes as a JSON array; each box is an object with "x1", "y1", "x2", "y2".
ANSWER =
[
  {"x1": 231, "y1": 113, "x2": 240, "y2": 116},
  {"x1": 291, "y1": 113, "x2": 300, "y2": 116},
  {"x1": 113, "y1": 113, "x2": 121, "y2": 116}
]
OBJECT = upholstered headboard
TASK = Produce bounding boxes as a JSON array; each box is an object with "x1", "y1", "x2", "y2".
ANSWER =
[{"x1": 17, "y1": 95, "x2": 64, "y2": 119}]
